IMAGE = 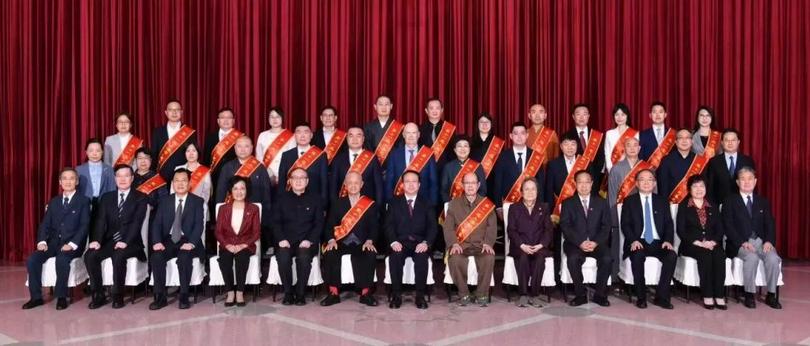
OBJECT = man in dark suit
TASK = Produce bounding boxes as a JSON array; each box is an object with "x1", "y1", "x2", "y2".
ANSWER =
[
  {"x1": 320, "y1": 172, "x2": 380, "y2": 307},
  {"x1": 277, "y1": 123, "x2": 329, "y2": 208},
  {"x1": 312, "y1": 106, "x2": 347, "y2": 158},
  {"x1": 385, "y1": 170, "x2": 437, "y2": 309},
  {"x1": 657, "y1": 128, "x2": 697, "y2": 199},
  {"x1": 23, "y1": 168, "x2": 91, "y2": 310},
  {"x1": 419, "y1": 98, "x2": 455, "y2": 169},
  {"x1": 620, "y1": 168, "x2": 677, "y2": 309},
  {"x1": 363, "y1": 95, "x2": 402, "y2": 156},
  {"x1": 202, "y1": 107, "x2": 240, "y2": 191},
  {"x1": 494, "y1": 121, "x2": 546, "y2": 212},
  {"x1": 544, "y1": 133, "x2": 598, "y2": 205},
  {"x1": 151, "y1": 100, "x2": 198, "y2": 181},
  {"x1": 329, "y1": 126, "x2": 384, "y2": 203},
  {"x1": 149, "y1": 169, "x2": 205, "y2": 310},
  {"x1": 561, "y1": 104, "x2": 605, "y2": 186},
  {"x1": 638, "y1": 101, "x2": 669, "y2": 161},
  {"x1": 85, "y1": 165, "x2": 148, "y2": 309},
  {"x1": 560, "y1": 170, "x2": 613, "y2": 307},
  {"x1": 384, "y1": 122, "x2": 439, "y2": 205},
  {"x1": 722, "y1": 167, "x2": 781, "y2": 309},
  {"x1": 705, "y1": 128, "x2": 756, "y2": 205}
]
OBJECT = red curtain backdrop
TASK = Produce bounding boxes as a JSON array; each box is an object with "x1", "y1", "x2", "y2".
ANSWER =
[{"x1": 1, "y1": 0, "x2": 808, "y2": 260}]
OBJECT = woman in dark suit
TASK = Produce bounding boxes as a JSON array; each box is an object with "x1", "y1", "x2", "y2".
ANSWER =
[
  {"x1": 506, "y1": 177, "x2": 553, "y2": 308},
  {"x1": 676, "y1": 174, "x2": 726, "y2": 309},
  {"x1": 215, "y1": 176, "x2": 260, "y2": 307}
]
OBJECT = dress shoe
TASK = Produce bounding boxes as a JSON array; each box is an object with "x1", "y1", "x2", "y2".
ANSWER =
[
  {"x1": 236, "y1": 299, "x2": 246, "y2": 307},
  {"x1": 457, "y1": 295, "x2": 472, "y2": 306},
  {"x1": 743, "y1": 294, "x2": 756, "y2": 309},
  {"x1": 516, "y1": 295, "x2": 529, "y2": 307},
  {"x1": 281, "y1": 294, "x2": 295, "y2": 306},
  {"x1": 389, "y1": 296, "x2": 402, "y2": 309},
  {"x1": 652, "y1": 298, "x2": 674, "y2": 310},
  {"x1": 359, "y1": 294, "x2": 378, "y2": 307},
  {"x1": 294, "y1": 296, "x2": 307, "y2": 306},
  {"x1": 635, "y1": 299, "x2": 648, "y2": 309},
  {"x1": 568, "y1": 296, "x2": 588, "y2": 307},
  {"x1": 149, "y1": 296, "x2": 168, "y2": 310},
  {"x1": 21, "y1": 299, "x2": 44, "y2": 310},
  {"x1": 415, "y1": 296, "x2": 428, "y2": 309},
  {"x1": 715, "y1": 303, "x2": 728, "y2": 310},
  {"x1": 112, "y1": 298, "x2": 126, "y2": 309},
  {"x1": 88, "y1": 294, "x2": 108, "y2": 309},
  {"x1": 702, "y1": 303, "x2": 715, "y2": 310},
  {"x1": 320, "y1": 294, "x2": 340, "y2": 306},
  {"x1": 56, "y1": 298, "x2": 69, "y2": 310},
  {"x1": 476, "y1": 296, "x2": 488, "y2": 307},
  {"x1": 178, "y1": 295, "x2": 191, "y2": 309},
  {"x1": 765, "y1": 293, "x2": 782, "y2": 309},
  {"x1": 592, "y1": 296, "x2": 610, "y2": 307}
]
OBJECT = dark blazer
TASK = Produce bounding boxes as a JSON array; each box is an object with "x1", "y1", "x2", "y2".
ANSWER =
[
  {"x1": 76, "y1": 162, "x2": 116, "y2": 199},
  {"x1": 418, "y1": 120, "x2": 454, "y2": 167},
  {"x1": 277, "y1": 147, "x2": 329, "y2": 207},
  {"x1": 215, "y1": 158, "x2": 273, "y2": 226},
  {"x1": 328, "y1": 150, "x2": 384, "y2": 203},
  {"x1": 542, "y1": 155, "x2": 599, "y2": 205},
  {"x1": 705, "y1": 153, "x2": 755, "y2": 205},
  {"x1": 560, "y1": 195, "x2": 612, "y2": 252},
  {"x1": 37, "y1": 194, "x2": 91, "y2": 251},
  {"x1": 620, "y1": 193, "x2": 674, "y2": 253},
  {"x1": 272, "y1": 190, "x2": 323, "y2": 245},
  {"x1": 324, "y1": 196, "x2": 379, "y2": 243},
  {"x1": 202, "y1": 130, "x2": 237, "y2": 178},
  {"x1": 215, "y1": 202, "x2": 261, "y2": 253},
  {"x1": 721, "y1": 193, "x2": 776, "y2": 252},
  {"x1": 385, "y1": 195, "x2": 438, "y2": 247},
  {"x1": 676, "y1": 200, "x2": 723, "y2": 255},
  {"x1": 638, "y1": 126, "x2": 668, "y2": 161},
  {"x1": 507, "y1": 202, "x2": 554, "y2": 255},
  {"x1": 151, "y1": 125, "x2": 198, "y2": 181},
  {"x1": 92, "y1": 190, "x2": 148, "y2": 250},
  {"x1": 134, "y1": 171, "x2": 169, "y2": 208},
  {"x1": 562, "y1": 127, "x2": 605, "y2": 185},
  {"x1": 150, "y1": 193, "x2": 205, "y2": 257},
  {"x1": 312, "y1": 128, "x2": 348, "y2": 156},
  {"x1": 363, "y1": 117, "x2": 403, "y2": 155},
  {"x1": 493, "y1": 147, "x2": 545, "y2": 207},
  {"x1": 384, "y1": 145, "x2": 439, "y2": 205}
]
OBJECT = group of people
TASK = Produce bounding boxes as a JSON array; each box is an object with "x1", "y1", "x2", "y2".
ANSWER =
[{"x1": 23, "y1": 96, "x2": 783, "y2": 312}]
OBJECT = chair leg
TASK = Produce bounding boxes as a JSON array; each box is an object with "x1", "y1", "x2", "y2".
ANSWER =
[
  {"x1": 311, "y1": 285, "x2": 317, "y2": 302},
  {"x1": 561, "y1": 284, "x2": 568, "y2": 303},
  {"x1": 546, "y1": 286, "x2": 551, "y2": 303},
  {"x1": 686, "y1": 286, "x2": 691, "y2": 303},
  {"x1": 272, "y1": 285, "x2": 277, "y2": 302},
  {"x1": 193, "y1": 285, "x2": 198, "y2": 304},
  {"x1": 445, "y1": 284, "x2": 452, "y2": 303},
  {"x1": 253, "y1": 285, "x2": 259, "y2": 302},
  {"x1": 505, "y1": 285, "x2": 511, "y2": 302}
]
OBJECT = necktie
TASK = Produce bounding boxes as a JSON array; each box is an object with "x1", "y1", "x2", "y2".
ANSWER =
[
  {"x1": 582, "y1": 199, "x2": 589, "y2": 218},
  {"x1": 63, "y1": 196, "x2": 69, "y2": 208},
  {"x1": 431, "y1": 124, "x2": 437, "y2": 142},
  {"x1": 746, "y1": 195, "x2": 753, "y2": 217},
  {"x1": 517, "y1": 152, "x2": 524, "y2": 171},
  {"x1": 579, "y1": 131, "x2": 587, "y2": 150},
  {"x1": 728, "y1": 155, "x2": 736, "y2": 177},
  {"x1": 643, "y1": 196, "x2": 654, "y2": 244},
  {"x1": 656, "y1": 128, "x2": 663, "y2": 144},
  {"x1": 170, "y1": 199, "x2": 184, "y2": 243},
  {"x1": 407, "y1": 199, "x2": 414, "y2": 216},
  {"x1": 408, "y1": 149, "x2": 415, "y2": 165},
  {"x1": 352, "y1": 153, "x2": 358, "y2": 165},
  {"x1": 114, "y1": 193, "x2": 125, "y2": 242}
]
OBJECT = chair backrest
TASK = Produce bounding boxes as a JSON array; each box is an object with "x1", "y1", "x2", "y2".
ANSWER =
[
  {"x1": 502, "y1": 202, "x2": 512, "y2": 256},
  {"x1": 214, "y1": 202, "x2": 262, "y2": 254}
]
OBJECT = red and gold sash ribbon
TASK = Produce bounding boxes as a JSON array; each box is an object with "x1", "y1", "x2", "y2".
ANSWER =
[
  {"x1": 225, "y1": 157, "x2": 261, "y2": 203},
  {"x1": 503, "y1": 151, "x2": 546, "y2": 204},
  {"x1": 158, "y1": 125, "x2": 195, "y2": 170},
  {"x1": 480, "y1": 136, "x2": 505, "y2": 178},
  {"x1": 323, "y1": 129, "x2": 347, "y2": 164},
  {"x1": 393, "y1": 146, "x2": 433, "y2": 196},
  {"x1": 374, "y1": 121, "x2": 404, "y2": 164},
  {"x1": 648, "y1": 129, "x2": 676, "y2": 168},
  {"x1": 115, "y1": 136, "x2": 143, "y2": 166},
  {"x1": 339, "y1": 150, "x2": 375, "y2": 197},
  {"x1": 455, "y1": 198, "x2": 495, "y2": 244},
  {"x1": 333, "y1": 196, "x2": 375, "y2": 241},
  {"x1": 449, "y1": 159, "x2": 481, "y2": 200},
  {"x1": 615, "y1": 160, "x2": 654, "y2": 204},
  {"x1": 188, "y1": 165, "x2": 210, "y2": 193},
  {"x1": 210, "y1": 130, "x2": 243, "y2": 171},
  {"x1": 551, "y1": 131, "x2": 604, "y2": 221},
  {"x1": 703, "y1": 130, "x2": 721, "y2": 157},
  {"x1": 668, "y1": 155, "x2": 709, "y2": 204},
  {"x1": 431, "y1": 122, "x2": 456, "y2": 161},
  {"x1": 261, "y1": 129, "x2": 294, "y2": 167},
  {"x1": 136, "y1": 174, "x2": 167, "y2": 195}
]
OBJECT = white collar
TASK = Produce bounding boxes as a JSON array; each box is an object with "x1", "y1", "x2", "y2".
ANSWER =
[
  {"x1": 63, "y1": 191, "x2": 76, "y2": 200},
  {"x1": 219, "y1": 128, "x2": 233, "y2": 136},
  {"x1": 405, "y1": 194, "x2": 417, "y2": 201}
]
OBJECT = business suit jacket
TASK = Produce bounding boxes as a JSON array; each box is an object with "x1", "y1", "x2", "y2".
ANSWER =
[
  {"x1": 639, "y1": 126, "x2": 668, "y2": 161},
  {"x1": 271, "y1": 190, "x2": 323, "y2": 245},
  {"x1": 507, "y1": 202, "x2": 554, "y2": 255},
  {"x1": 384, "y1": 145, "x2": 439, "y2": 205},
  {"x1": 324, "y1": 196, "x2": 380, "y2": 243},
  {"x1": 215, "y1": 158, "x2": 273, "y2": 226},
  {"x1": 103, "y1": 134, "x2": 141, "y2": 166},
  {"x1": 215, "y1": 202, "x2": 261, "y2": 253},
  {"x1": 277, "y1": 147, "x2": 329, "y2": 207},
  {"x1": 543, "y1": 155, "x2": 599, "y2": 205},
  {"x1": 721, "y1": 193, "x2": 776, "y2": 252},
  {"x1": 705, "y1": 152, "x2": 755, "y2": 205},
  {"x1": 37, "y1": 194, "x2": 91, "y2": 252},
  {"x1": 493, "y1": 147, "x2": 546, "y2": 207},
  {"x1": 620, "y1": 193, "x2": 674, "y2": 254},
  {"x1": 150, "y1": 193, "x2": 205, "y2": 258},
  {"x1": 134, "y1": 171, "x2": 169, "y2": 208},
  {"x1": 151, "y1": 125, "x2": 198, "y2": 181},
  {"x1": 560, "y1": 195, "x2": 612, "y2": 252},
  {"x1": 363, "y1": 117, "x2": 403, "y2": 167},
  {"x1": 202, "y1": 130, "x2": 238, "y2": 179},
  {"x1": 328, "y1": 149, "x2": 384, "y2": 203},
  {"x1": 76, "y1": 162, "x2": 116, "y2": 199},
  {"x1": 92, "y1": 190, "x2": 148, "y2": 252},
  {"x1": 385, "y1": 195, "x2": 438, "y2": 248},
  {"x1": 676, "y1": 200, "x2": 724, "y2": 255},
  {"x1": 562, "y1": 127, "x2": 605, "y2": 185},
  {"x1": 312, "y1": 128, "x2": 348, "y2": 157},
  {"x1": 418, "y1": 120, "x2": 455, "y2": 167}
]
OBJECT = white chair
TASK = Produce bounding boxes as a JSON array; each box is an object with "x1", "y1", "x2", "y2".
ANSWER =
[
  {"x1": 441, "y1": 203, "x2": 495, "y2": 302},
  {"x1": 730, "y1": 257, "x2": 784, "y2": 298},
  {"x1": 149, "y1": 206, "x2": 208, "y2": 302},
  {"x1": 266, "y1": 254, "x2": 324, "y2": 301},
  {"x1": 500, "y1": 203, "x2": 556, "y2": 302},
  {"x1": 383, "y1": 256, "x2": 435, "y2": 301},
  {"x1": 616, "y1": 203, "x2": 674, "y2": 301},
  {"x1": 208, "y1": 203, "x2": 263, "y2": 302},
  {"x1": 99, "y1": 205, "x2": 152, "y2": 304}
]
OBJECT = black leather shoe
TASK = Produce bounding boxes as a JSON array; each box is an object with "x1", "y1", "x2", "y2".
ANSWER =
[
  {"x1": 294, "y1": 296, "x2": 307, "y2": 306},
  {"x1": 765, "y1": 294, "x2": 782, "y2": 309},
  {"x1": 56, "y1": 298, "x2": 69, "y2": 310},
  {"x1": 359, "y1": 294, "x2": 378, "y2": 307},
  {"x1": 415, "y1": 296, "x2": 428, "y2": 309},
  {"x1": 635, "y1": 299, "x2": 648, "y2": 309},
  {"x1": 743, "y1": 295, "x2": 756, "y2": 309},
  {"x1": 702, "y1": 303, "x2": 715, "y2": 310},
  {"x1": 282, "y1": 294, "x2": 295, "y2": 306},
  {"x1": 112, "y1": 297, "x2": 126, "y2": 309},
  {"x1": 592, "y1": 296, "x2": 610, "y2": 307},
  {"x1": 88, "y1": 294, "x2": 108, "y2": 309},
  {"x1": 21, "y1": 299, "x2": 44, "y2": 310},
  {"x1": 715, "y1": 303, "x2": 728, "y2": 310},
  {"x1": 652, "y1": 298, "x2": 674, "y2": 310},
  {"x1": 389, "y1": 296, "x2": 402, "y2": 309},
  {"x1": 149, "y1": 296, "x2": 168, "y2": 310},
  {"x1": 320, "y1": 294, "x2": 340, "y2": 306},
  {"x1": 178, "y1": 295, "x2": 191, "y2": 309},
  {"x1": 568, "y1": 296, "x2": 588, "y2": 307},
  {"x1": 236, "y1": 299, "x2": 246, "y2": 307}
]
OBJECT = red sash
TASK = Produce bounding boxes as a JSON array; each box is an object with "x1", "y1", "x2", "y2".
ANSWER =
[
  {"x1": 529, "y1": 127, "x2": 555, "y2": 159},
  {"x1": 339, "y1": 150, "x2": 375, "y2": 197},
  {"x1": 136, "y1": 174, "x2": 167, "y2": 195},
  {"x1": 551, "y1": 131, "x2": 604, "y2": 221},
  {"x1": 286, "y1": 147, "x2": 324, "y2": 190},
  {"x1": 158, "y1": 125, "x2": 195, "y2": 170},
  {"x1": 480, "y1": 136, "x2": 505, "y2": 178},
  {"x1": 188, "y1": 165, "x2": 210, "y2": 193},
  {"x1": 503, "y1": 151, "x2": 546, "y2": 204},
  {"x1": 115, "y1": 136, "x2": 143, "y2": 166},
  {"x1": 261, "y1": 129, "x2": 294, "y2": 167},
  {"x1": 323, "y1": 129, "x2": 347, "y2": 164},
  {"x1": 431, "y1": 122, "x2": 456, "y2": 161},
  {"x1": 394, "y1": 147, "x2": 433, "y2": 196},
  {"x1": 668, "y1": 155, "x2": 710, "y2": 204},
  {"x1": 225, "y1": 157, "x2": 262, "y2": 203},
  {"x1": 647, "y1": 129, "x2": 676, "y2": 168},
  {"x1": 454, "y1": 198, "x2": 495, "y2": 244},
  {"x1": 615, "y1": 160, "x2": 653, "y2": 204},
  {"x1": 210, "y1": 130, "x2": 243, "y2": 171},
  {"x1": 703, "y1": 130, "x2": 721, "y2": 157},
  {"x1": 332, "y1": 196, "x2": 375, "y2": 241},
  {"x1": 374, "y1": 121, "x2": 404, "y2": 164},
  {"x1": 610, "y1": 128, "x2": 639, "y2": 165},
  {"x1": 449, "y1": 159, "x2": 481, "y2": 200}
]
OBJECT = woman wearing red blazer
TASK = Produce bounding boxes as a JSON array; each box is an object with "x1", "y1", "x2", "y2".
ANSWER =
[{"x1": 215, "y1": 176, "x2": 260, "y2": 307}]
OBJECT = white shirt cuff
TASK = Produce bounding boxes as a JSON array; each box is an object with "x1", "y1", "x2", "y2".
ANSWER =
[{"x1": 68, "y1": 242, "x2": 78, "y2": 250}]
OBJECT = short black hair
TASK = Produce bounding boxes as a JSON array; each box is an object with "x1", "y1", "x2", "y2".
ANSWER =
[
  {"x1": 172, "y1": 168, "x2": 192, "y2": 180},
  {"x1": 693, "y1": 105, "x2": 715, "y2": 131},
  {"x1": 294, "y1": 122, "x2": 312, "y2": 131},
  {"x1": 650, "y1": 101, "x2": 667, "y2": 112},
  {"x1": 166, "y1": 99, "x2": 181, "y2": 106},
  {"x1": 375, "y1": 94, "x2": 392, "y2": 103},
  {"x1": 113, "y1": 164, "x2": 134, "y2": 175},
  {"x1": 571, "y1": 103, "x2": 589, "y2": 114},
  {"x1": 560, "y1": 132, "x2": 579, "y2": 143},
  {"x1": 135, "y1": 148, "x2": 152, "y2": 158},
  {"x1": 59, "y1": 167, "x2": 78, "y2": 178},
  {"x1": 510, "y1": 121, "x2": 528, "y2": 132},
  {"x1": 85, "y1": 138, "x2": 103, "y2": 150},
  {"x1": 574, "y1": 170, "x2": 592, "y2": 181},
  {"x1": 182, "y1": 142, "x2": 200, "y2": 155},
  {"x1": 320, "y1": 105, "x2": 338, "y2": 116},
  {"x1": 736, "y1": 166, "x2": 756, "y2": 179},
  {"x1": 722, "y1": 127, "x2": 741, "y2": 141},
  {"x1": 228, "y1": 175, "x2": 252, "y2": 197},
  {"x1": 116, "y1": 112, "x2": 133, "y2": 124},
  {"x1": 425, "y1": 97, "x2": 443, "y2": 108},
  {"x1": 402, "y1": 169, "x2": 421, "y2": 182},
  {"x1": 267, "y1": 106, "x2": 284, "y2": 118},
  {"x1": 635, "y1": 168, "x2": 656, "y2": 180},
  {"x1": 217, "y1": 107, "x2": 235, "y2": 117},
  {"x1": 687, "y1": 174, "x2": 707, "y2": 190}
]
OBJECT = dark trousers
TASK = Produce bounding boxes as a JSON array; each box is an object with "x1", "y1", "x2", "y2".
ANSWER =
[
  {"x1": 513, "y1": 248, "x2": 551, "y2": 296},
  {"x1": 322, "y1": 242, "x2": 376, "y2": 289},
  {"x1": 26, "y1": 244, "x2": 80, "y2": 299},
  {"x1": 218, "y1": 248, "x2": 252, "y2": 292},
  {"x1": 84, "y1": 242, "x2": 144, "y2": 295},
  {"x1": 276, "y1": 245, "x2": 314, "y2": 297},
  {"x1": 628, "y1": 240, "x2": 677, "y2": 301},
  {"x1": 150, "y1": 243, "x2": 195, "y2": 295},
  {"x1": 565, "y1": 244, "x2": 612, "y2": 298},
  {"x1": 681, "y1": 243, "x2": 726, "y2": 298},
  {"x1": 389, "y1": 245, "x2": 430, "y2": 296}
]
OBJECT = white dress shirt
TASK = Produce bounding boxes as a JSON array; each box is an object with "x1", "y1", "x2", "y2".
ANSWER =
[{"x1": 513, "y1": 147, "x2": 528, "y2": 171}]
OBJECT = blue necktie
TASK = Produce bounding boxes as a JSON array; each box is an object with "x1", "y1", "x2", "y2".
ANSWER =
[
  {"x1": 728, "y1": 155, "x2": 736, "y2": 177},
  {"x1": 746, "y1": 195, "x2": 753, "y2": 217},
  {"x1": 643, "y1": 196, "x2": 654, "y2": 244},
  {"x1": 408, "y1": 149, "x2": 415, "y2": 165}
]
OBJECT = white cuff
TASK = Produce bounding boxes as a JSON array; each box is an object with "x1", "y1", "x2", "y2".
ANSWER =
[{"x1": 68, "y1": 242, "x2": 78, "y2": 250}]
